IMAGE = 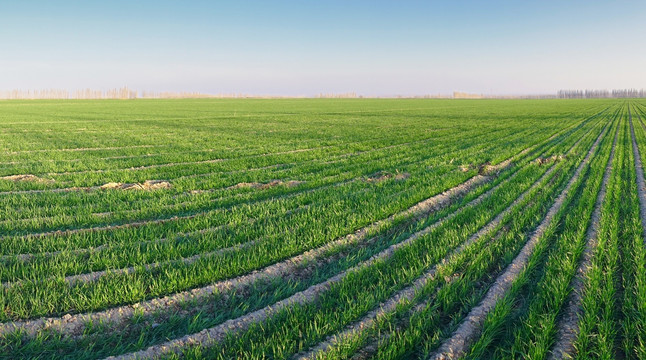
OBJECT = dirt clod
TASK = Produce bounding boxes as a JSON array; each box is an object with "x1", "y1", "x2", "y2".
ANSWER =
[
  {"x1": 365, "y1": 171, "x2": 410, "y2": 183},
  {"x1": 533, "y1": 155, "x2": 566, "y2": 166},
  {"x1": 100, "y1": 180, "x2": 172, "y2": 191},
  {"x1": 459, "y1": 163, "x2": 496, "y2": 175},
  {"x1": 228, "y1": 180, "x2": 304, "y2": 190},
  {"x1": 1, "y1": 174, "x2": 52, "y2": 183}
]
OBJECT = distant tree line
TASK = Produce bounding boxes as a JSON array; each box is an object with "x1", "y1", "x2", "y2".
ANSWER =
[
  {"x1": 316, "y1": 92, "x2": 359, "y2": 98},
  {"x1": 3, "y1": 88, "x2": 646, "y2": 100},
  {"x1": 0, "y1": 87, "x2": 221, "y2": 100},
  {"x1": 558, "y1": 89, "x2": 646, "y2": 99}
]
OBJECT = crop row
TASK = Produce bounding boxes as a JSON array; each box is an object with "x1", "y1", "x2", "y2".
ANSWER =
[{"x1": 0, "y1": 99, "x2": 623, "y2": 359}]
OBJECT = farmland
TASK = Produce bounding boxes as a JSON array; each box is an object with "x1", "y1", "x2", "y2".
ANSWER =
[{"x1": 0, "y1": 98, "x2": 645, "y2": 359}]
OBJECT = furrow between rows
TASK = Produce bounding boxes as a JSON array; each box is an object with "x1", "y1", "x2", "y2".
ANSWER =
[
  {"x1": 628, "y1": 106, "x2": 646, "y2": 244},
  {"x1": 428, "y1": 118, "x2": 608, "y2": 360},
  {"x1": 292, "y1": 142, "x2": 565, "y2": 360},
  {"x1": 103, "y1": 117, "x2": 602, "y2": 360},
  {"x1": 547, "y1": 115, "x2": 618, "y2": 359},
  {"x1": 292, "y1": 107, "x2": 606, "y2": 360},
  {"x1": 1, "y1": 128, "x2": 574, "y2": 288}
]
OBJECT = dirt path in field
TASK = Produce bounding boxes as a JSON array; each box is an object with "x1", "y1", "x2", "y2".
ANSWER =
[
  {"x1": 295, "y1": 113, "x2": 600, "y2": 360},
  {"x1": 548, "y1": 111, "x2": 618, "y2": 359},
  {"x1": 628, "y1": 106, "x2": 646, "y2": 244},
  {"x1": 429, "y1": 121, "x2": 609, "y2": 360}
]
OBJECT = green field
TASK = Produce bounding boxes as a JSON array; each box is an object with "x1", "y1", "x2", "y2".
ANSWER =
[{"x1": 1, "y1": 98, "x2": 645, "y2": 359}]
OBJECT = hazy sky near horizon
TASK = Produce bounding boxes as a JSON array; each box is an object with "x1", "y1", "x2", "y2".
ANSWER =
[{"x1": 1, "y1": 0, "x2": 646, "y2": 96}]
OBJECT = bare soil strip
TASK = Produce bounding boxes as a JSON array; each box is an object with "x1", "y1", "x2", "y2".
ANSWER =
[
  {"x1": 364, "y1": 171, "x2": 410, "y2": 183},
  {"x1": 548, "y1": 115, "x2": 618, "y2": 359},
  {"x1": 98, "y1": 180, "x2": 172, "y2": 190},
  {"x1": 628, "y1": 107, "x2": 646, "y2": 243},
  {"x1": 428, "y1": 122, "x2": 608, "y2": 360},
  {"x1": 0, "y1": 174, "x2": 53, "y2": 183},
  {"x1": 0, "y1": 148, "x2": 522, "y2": 340},
  {"x1": 0, "y1": 180, "x2": 171, "y2": 195}
]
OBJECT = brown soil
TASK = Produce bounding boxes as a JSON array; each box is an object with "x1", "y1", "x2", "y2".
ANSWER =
[
  {"x1": 228, "y1": 180, "x2": 304, "y2": 190},
  {"x1": 533, "y1": 154, "x2": 566, "y2": 166},
  {"x1": 460, "y1": 162, "x2": 506, "y2": 175},
  {"x1": 92, "y1": 212, "x2": 112, "y2": 218},
  {"x1": 476, "y1": 162, "x2": 491, "y2": 174},
  {"x1": 100, "y1": 180, "x2": 171, "y2": 191},
  {"x1": 364, "y1": 171, "x2": 410, "y2": 183},
  {"x1": 1, "y1": 174, "x2": 52, "y2": 183}
]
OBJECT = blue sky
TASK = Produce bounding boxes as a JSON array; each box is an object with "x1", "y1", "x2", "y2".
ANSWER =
[{"x1": 1, "y1": 1, "x2": 645, "y2": 96}]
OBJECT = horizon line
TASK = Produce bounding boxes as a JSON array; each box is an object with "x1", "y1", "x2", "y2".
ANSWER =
[{"x1": 1, "y1": 87, "x2": 646, "y2": 100}]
